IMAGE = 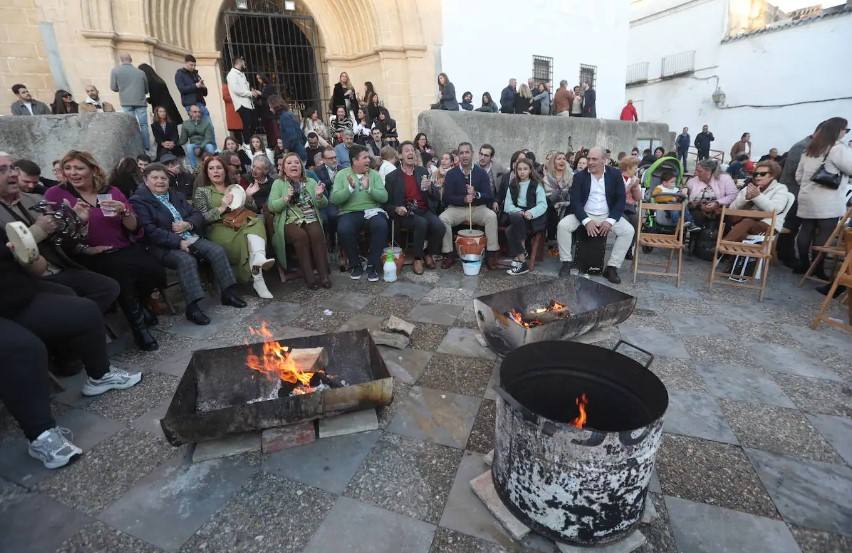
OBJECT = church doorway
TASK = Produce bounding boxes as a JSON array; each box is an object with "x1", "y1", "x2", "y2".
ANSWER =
[{"x1": 221, "y1": 1, "x2": 325, "y2": 135}]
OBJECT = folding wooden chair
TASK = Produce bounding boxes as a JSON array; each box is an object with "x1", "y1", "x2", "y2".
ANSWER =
[
  {"x1": 811, "y1": 228, "x2": 852, "y2": 332},
  {"x1": 708, "y1": 207, "x2": 776, "y2": 302},
  {"x1": 632, "y1": 201, "x2": 686, "y2": 286},
  {"x1": 799, "y1": 206, "x2": 852, "y2": 286}
]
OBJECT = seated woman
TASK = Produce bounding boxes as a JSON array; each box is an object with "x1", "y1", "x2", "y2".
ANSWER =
[
  {"x1": 503, "y1": 158, "x2": 547, "y2": 275},
  {"x1": 151, "y1": 105, "x2": 184, "y2": 161},
  {"x1": 331, "y1": 144, "x2": 389, "y2": 282},
  {"x1": 542, "y1": 151, "x2": 573, "y2": 240},
  {"x1": 131, "y1": 163, "x2": 247, "y2": 325},
  {"x1": 244, "y1": 134, "x2": 274, "y2": 166},
  {"x1": 193, "y1": 156, "x2": 275, "y2": 299},
  {"x1": 724, "y1": 159, "x2": 790, "y2": 242},
  {"x1": 475, "y1": 92, "x2": 498, "y2": 113},
  {"x1": 385, "y1": 141, "x2": 444, "y2": 274},
  {"x1": 45, "y1": 151, "x2": 165, "y2": 351},
  {"x1": 373, "y1": 108, "x2": 398, "y2": 149},
  {"x1": 685, "y1": 159, "x2": 738, "y2": 226},
  {"x1": 352, "y1": 108, "x2": 372, "y2": 146},
  {"x1": 268, "y1": 152, "x2": 331, "y2": 289},
  {"x1": 243, "y1": 155, "x2": 276, "y2": 212},
  {"x1": 222, "y1": 136, "x2": 252, "y2": 173},
  {"x1": 303, "y1": 108, "x2": 331, "y2": 147},
  {"x1": 0, "y1": 234, "x2": 142, "y2": 469}
]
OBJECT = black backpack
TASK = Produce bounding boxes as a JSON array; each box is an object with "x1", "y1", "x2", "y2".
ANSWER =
[{"x1": 693, "y1": 225, "x2": 718, "y2": 261}]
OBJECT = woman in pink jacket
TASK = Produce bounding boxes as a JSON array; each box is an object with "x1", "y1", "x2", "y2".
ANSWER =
[{"x1": 684, "y1": 159, "x2": 738, "y2": 226}]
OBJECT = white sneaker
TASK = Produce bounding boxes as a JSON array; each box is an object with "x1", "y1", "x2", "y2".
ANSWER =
[
  {"x1": 81, "y1": 366, "x2": 143, "y2": 397},
  {"x1": 28, "y1": 427, "x2": 82, "y2": 469}
]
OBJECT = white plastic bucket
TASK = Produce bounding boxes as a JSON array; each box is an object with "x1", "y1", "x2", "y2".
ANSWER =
[{"x1": 461, "y1": 253, "x2": 482, "y2": 276}]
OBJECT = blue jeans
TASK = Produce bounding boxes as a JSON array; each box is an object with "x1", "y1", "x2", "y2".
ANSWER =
[
  {"x1": 337, "y1": 210, "x2": 389, "y2": 270},
  {"x1": 184, "y1": 103, "x2": 216, "y2": 146},
  {"x1": 320, "y1": 204, "x2": 339, "y2": 246},
  {"x1": 122, "y1": 106, "x2": 150, "y2": 150},
  {"x1": 184, "y1": 143, "x2": 217, "y2": 169}
]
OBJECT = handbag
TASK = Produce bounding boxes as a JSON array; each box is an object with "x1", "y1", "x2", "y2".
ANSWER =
[
  {"x1": 812, "y1": 151, "x2": 842, "y2": 190},
  {"x1": 221, "y1": 207, "x2": 254, "y2": 230}
]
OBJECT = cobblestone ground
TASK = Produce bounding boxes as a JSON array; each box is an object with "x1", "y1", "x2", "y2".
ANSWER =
[{"x1": 1, "y1": 251, "x2": 850, "y2": 553}]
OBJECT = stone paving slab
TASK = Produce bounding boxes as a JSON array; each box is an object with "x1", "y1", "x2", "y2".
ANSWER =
[
  {"x1": 408, "y1": 302, "x2": 464, "y2": 326},
  {"x1": 386, "y1": 386, "x2": 481, "y2": 449},
  {"x1": 0, "y1": 491, "x2": 93, "y2": 553},
  {"x1": 663, "y1": 391, "x2": 738, "y2": 444},
  {"x1": 318, "y1": 408, "x2": 379, "y2": 438},
  {"x1": 378, "y1": 347, "x2": 432, "y2": 385},
  {"x1": 437, "y1": 327, "x2": 497, "y2": 360},
  {"x1": 749, "y1": 343, "x2": 841, "y2": 382},
  {"x1": 745, "y1": 448, "x2": 852, "y2": 536},
  {"x1": 807, "y1": 414, "x2": 852, "y2": 466},
  {"x1": 192, "y1": 432, "x2": 261, "y2": 463},
  {"x1": 617, "y1": 326, "x2": 689, "y2": 359},
  {"x1": 695, "y1": 361, "x2": 796, "y2": 408},
  {"x1": 303, "y1": 496, "x2": 435, "y2": 553},
  {"x1": 665, "y1": 495, "x2": 801, "y2": 553},
  {"x1": 263, "y1": 430, "x2": 380, "y2": 494},
  {"x1": 99, "y1": 451, "x2": 258, "y2": 552}
]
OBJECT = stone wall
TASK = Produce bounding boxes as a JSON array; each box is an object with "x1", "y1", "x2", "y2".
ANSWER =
[
  {"x1": 418, "y1": 111, "x2": 674, "y2": 167},
  {"x1": 0, "y1": 113, "x2": 143, "y2": 174}
]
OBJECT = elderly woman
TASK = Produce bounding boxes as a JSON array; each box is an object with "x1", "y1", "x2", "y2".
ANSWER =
[
  {"x1": 130, "y1": 163, "x2": 246, "y2": 326},
  {"x1": 193, "y1": 156, "x2": 275, "y2": 299},
  {"x1": 44, "y1": 150, "x2": 165, "y2": 351},
  {"x1": 268, "y1": 152, "x2": 331, "y2": 289},
  {"x1": 685, "y1": 159, "x2": 738, "y2": 226},
  {"x1": 794, "y1": 117, "x2": 852, "y2": 276},
  {"x1": 543, "y1": 151, "x2": 573, "y2": 239},
  {"x1": 724, "y1": 159, "x2": 791, "y2": 242},
  {"x1": 243, "y1": 154, "x2": 275, "y2": 212}
]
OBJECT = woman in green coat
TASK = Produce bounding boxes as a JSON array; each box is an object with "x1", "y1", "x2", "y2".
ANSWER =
[
  {"x1": 193, "y1": 155, "x2": 275, "y2": 298},
  {"x1": 268, "y1": 152, "x2": 331, "y2": 289}
]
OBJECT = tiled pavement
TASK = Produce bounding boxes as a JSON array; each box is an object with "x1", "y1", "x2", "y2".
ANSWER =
[{"x1": 1, "y1": 251, "x2": 851, "y2": 553}]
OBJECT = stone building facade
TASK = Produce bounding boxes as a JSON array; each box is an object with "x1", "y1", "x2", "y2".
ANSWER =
[{"x1": 0, "y1": 0, "x2": 442, "y2": 140}]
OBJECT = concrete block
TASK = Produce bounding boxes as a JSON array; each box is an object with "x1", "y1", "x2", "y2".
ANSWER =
[
  {"x1": 383, "y1": 315, "x2": 415, "y2": 337},
  {"x1": 469, "y1": 470, "x2": 530, "y2": 541},
  {"x1": 641, "y1": 497, "x2": 658, "y2": 524},
  {"x1": 483, "y1": 449, "x2": 493, "y2": 466},
  {"x1": 192, "y1": 432, "x2": 261, "y2": 463},
  {"x1": 318, "y1": 409, "x2": 379, "y2": 438},
  {"x1": 261, "y1": 422, "x2": 316, "y2": 453},
  {"x1": 555, "y1": 530, "x2": 646, "y2": 553},
  {"x1": 369, "y1": 329, "x2": 410, "y2": 350}
]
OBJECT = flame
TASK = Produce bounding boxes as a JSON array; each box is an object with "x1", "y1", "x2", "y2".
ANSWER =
[
  {"x1": 245, "y1": 322, "x2": 315, "y2": 389},
  {"x1": 505, "y1": 300, "x2": 569, "y2": 328},
  {"x1": 506, "y1": 308, "x2": 539, "y2": 328},
  {"x1": 570, "y1": 393, "x2": 589, "y2": 429}
]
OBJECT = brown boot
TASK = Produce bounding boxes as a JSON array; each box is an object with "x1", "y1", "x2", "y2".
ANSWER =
[
  {"x1": 413, "y1": 258, "x2": 425, "y2": 274},
  {"x1": 424, "y1": 255, "x2": 436, "y2": 269},
  {"x1": 486, "y1": 255, "x2": 499, "y2": 271},
  {"x1": 441, "y1": 254, "x2": 456, "y2": 269}
]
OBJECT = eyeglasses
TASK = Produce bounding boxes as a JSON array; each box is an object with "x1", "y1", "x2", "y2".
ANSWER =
[{"x1": 753, "y1": 171, "x2": 771, "y2": 177}]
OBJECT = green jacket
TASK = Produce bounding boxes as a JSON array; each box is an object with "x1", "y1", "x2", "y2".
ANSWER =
[
  {"x1": 267, "y1": 177, "x2": 328, "y2": 268},
  {"x1": 179, "y1": 118, "x2": 214, "y2": 147},
  {"x1": 330, "y1": 168, "x2": 387, "y2": 214}
]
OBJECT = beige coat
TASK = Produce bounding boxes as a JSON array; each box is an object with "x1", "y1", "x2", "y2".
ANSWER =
[
  {"x1": 796, "y1": 141, "x2": 852, "y2": 219},
  {"x1": 729, "y1": 180, "x2": 792, "y2": 231}
]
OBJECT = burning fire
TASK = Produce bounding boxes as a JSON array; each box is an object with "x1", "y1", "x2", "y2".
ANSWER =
[
  {"x1": 570, "y1": 393, "x2": 589, "y2": 429},
  {"x1": 245, "y1": 322, "x2": 317, "y2": 394},
  {"x1": 505, "y1": 300, "x2": 569, "y2": 328}
]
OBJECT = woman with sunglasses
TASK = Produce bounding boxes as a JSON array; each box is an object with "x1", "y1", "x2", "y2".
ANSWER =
[
  {"x1": 723, "y1": 159, "x2": 791, "y2": 243},
  {"x1": 50, "y1": 90, "x2": 79, "y2": 114}
]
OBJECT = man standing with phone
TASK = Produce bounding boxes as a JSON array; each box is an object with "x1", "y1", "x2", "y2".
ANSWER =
[{"x1": 226, "y1": 56, "x2": 261, "y2": 146}]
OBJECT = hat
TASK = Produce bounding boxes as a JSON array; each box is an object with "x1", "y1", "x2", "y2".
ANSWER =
[{"x1": 159, "y1": 153, "x2": 179, "y2": 164}]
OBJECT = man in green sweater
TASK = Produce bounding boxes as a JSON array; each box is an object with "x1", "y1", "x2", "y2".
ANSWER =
[
  {"x1": 179, "y1": 104, "x2": 216, "y2": 168},
  {"x1": 332, "y1": 144, "x2": 389, "y2": 281}
]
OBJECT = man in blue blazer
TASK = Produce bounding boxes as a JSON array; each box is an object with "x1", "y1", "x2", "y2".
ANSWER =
[{"x1": 557, "y1": 146, "x2": 635, "y2": 283}]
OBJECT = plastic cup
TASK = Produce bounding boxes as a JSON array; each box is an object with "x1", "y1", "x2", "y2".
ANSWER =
[{"x1": 97, "y1": 193, "x2": 116, "y2": 216}]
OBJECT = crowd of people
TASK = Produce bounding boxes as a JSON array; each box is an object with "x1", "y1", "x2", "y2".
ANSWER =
[{"x1": 3, "y1": 52, "x2": 851, "y2": 471}]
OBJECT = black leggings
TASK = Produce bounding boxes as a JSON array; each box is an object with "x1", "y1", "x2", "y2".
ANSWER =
[
  {"x1": 1, "y1": 293, "x2": 110, "y2": 440},
  {"x1": 797, "y1": 217, "x2": 836, "y2": 268},
  {"x1": 237, "y1": 107, "x2": 256, "y2": 144},
  {"x1": 78, "y1": 244, "x2": 166, "y2": 317}
]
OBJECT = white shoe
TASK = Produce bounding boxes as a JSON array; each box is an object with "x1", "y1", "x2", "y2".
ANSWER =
[
  {"x1": 28, "y1": 427, "x2": 83, "y2": 469},
  {"x1": 81, "y1": 366, "x2": 143, "y2": 397},
  {"x1": 247, "y1": 235, "x2": 275, "y2": 271},
  {"x1": 253, "y1": 270, "x2": 274, "y2": 299}
]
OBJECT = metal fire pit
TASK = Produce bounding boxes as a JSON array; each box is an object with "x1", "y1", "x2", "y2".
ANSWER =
[
  {"x1": 160, "y1": 329, "x2": 393, "y2": 445},
  {"x1": 492, "y1": 340, "x2": 668, "y2": 546},
  {"x1": 474, "y1": 275, "x2": 636, "y2": 355}
]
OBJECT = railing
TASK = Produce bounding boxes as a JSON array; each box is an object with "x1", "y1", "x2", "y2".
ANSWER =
[
  {"x1": 661, "y1": 50, "x2": 695, "y2": 78},
  {"x1": 626, "y1": 62, "x2": 649, "y2": 85}
]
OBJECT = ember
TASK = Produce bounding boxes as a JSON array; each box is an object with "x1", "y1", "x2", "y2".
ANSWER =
[
  {"x1": 570, "y1": 393, "x2": 589, "y2": 429},
  {"x1": 245, "y1": 322, "x2": 334, "y2": 396},
  {"x1": 505, "y1": 299, "x2": 570, "y2": 328}
]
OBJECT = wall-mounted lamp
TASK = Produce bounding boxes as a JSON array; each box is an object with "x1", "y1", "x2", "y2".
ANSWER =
[
  {"x1": 284, "y1": 0, "x2": 296, "y2": 9},
  {"x1": 235, "y1": 0, "x2": 248, "y2": 9},
  {"x1": 712, "y1": 86, "x2": 726, "y2": 107}
]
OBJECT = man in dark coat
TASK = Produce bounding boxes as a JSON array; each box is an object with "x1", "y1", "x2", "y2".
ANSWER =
[
  {"x1": 499, "y1": 79, "x2": 517, "y2": 114},
  {"x1": 694, "y1": 125, "x2": 714, "y2": 160},
  {"x1": 676, "y1": 127, "x2": 691, "y2": 169},
  {"x1": 581, "y1": 83, "x2": 596, "y2": 118}
]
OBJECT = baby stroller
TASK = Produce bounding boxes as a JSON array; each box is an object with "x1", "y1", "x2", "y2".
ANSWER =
[{"x1": 639, "y1": 156, "x2": 687, "y2": 253}]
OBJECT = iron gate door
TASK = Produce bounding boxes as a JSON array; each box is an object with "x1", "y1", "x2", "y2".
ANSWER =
[{"x1": 222, "y1": 3, "x2": 324, "y2": 133}]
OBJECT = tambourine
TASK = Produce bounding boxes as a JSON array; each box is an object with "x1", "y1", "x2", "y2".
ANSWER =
[
  {"x1": 225, "y1": 184, "x2": 246, "y2": 210},
  {"x1": 5, "y1": 221, "x2": 39, "y2": 265}
]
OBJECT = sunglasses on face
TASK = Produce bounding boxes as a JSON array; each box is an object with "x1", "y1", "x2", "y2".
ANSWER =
[{"x1": 753, "y1": 171, "x2": 771, "y2": 177}]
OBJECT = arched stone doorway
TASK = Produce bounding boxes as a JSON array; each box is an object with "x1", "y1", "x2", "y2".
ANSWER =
[{"x1": 219, "y1": 0, "x2": 326, "y2": 126}]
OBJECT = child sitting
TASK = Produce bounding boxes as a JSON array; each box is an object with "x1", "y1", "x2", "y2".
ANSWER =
[{"x1": 651, "y1": 170, "x2": 701, "y2": 232}]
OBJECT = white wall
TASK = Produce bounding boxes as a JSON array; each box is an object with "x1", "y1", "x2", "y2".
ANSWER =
[
  {"x1": 626, "y1": 0, "x2": 852, "y2": 160},
  {"x1": 440, "y1": 0, "x2": 630, "y2": 119}
]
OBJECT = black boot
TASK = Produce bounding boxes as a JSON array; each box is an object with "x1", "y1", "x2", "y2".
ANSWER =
[
  {"x1": 124, "y1": 299, "x2": 159, "y2": 351},
  {"x1": 185, "y1": 300, "x2": 211, "y2": 325},
  {"x1": 221, "y1": 286, "x2": 247, "y2": 308}
]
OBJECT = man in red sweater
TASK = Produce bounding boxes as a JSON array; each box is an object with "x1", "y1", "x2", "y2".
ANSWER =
[{"x1": 620, "y1": 99, "x2": 638, "y2": 122}]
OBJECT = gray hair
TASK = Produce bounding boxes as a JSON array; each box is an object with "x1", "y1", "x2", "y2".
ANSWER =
[
  {"x1": 560, "y1": 79, "x2": 568, "y2": 87},
  {"x1": 342, "y1": 129, "x2": 354, "y2": 138},
  {"x1": 251, "y1": 154, "x2": 273, "y2": 173},
  {"x1": 697, "y1": 158, "x2": 720, "y2": 177}
]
